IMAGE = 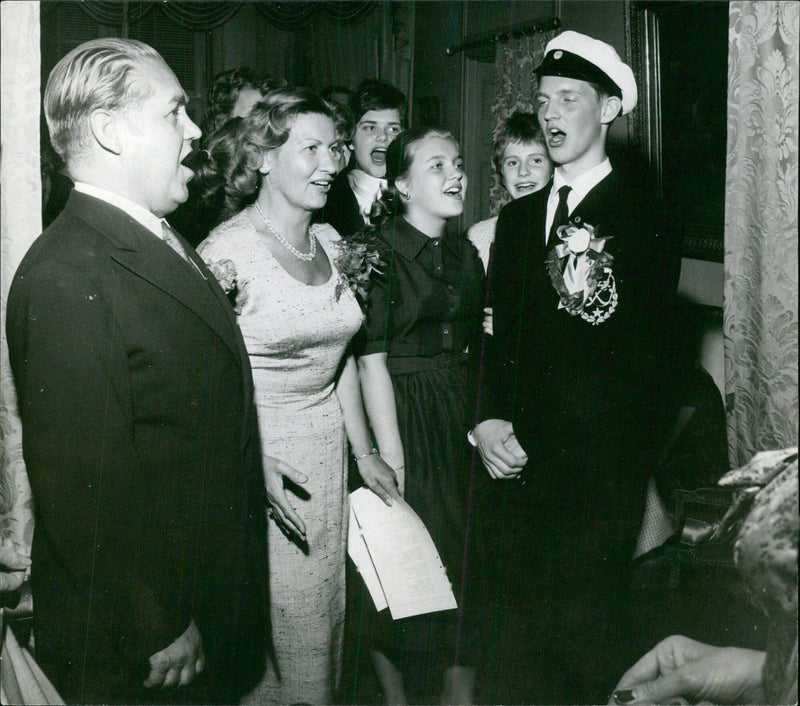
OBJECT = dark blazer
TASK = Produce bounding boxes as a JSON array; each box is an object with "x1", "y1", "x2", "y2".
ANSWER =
[
  {"x1": 484, "y1": 170, "x2": 669, "y2": 467},
  {"x1": 6, "y1": 192, "x2": 268, "y2": 704},
  {"x1": 470, "y1": 169, "x2": 673, "y2": 700},
  {"x1": 317, "y1": 168, "x2": 364, "y2": 238}
]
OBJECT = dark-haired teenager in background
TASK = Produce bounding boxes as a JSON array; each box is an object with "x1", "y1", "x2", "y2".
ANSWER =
[{"x1": 318, "y1": 79, "x2": 406, "y2": 239}]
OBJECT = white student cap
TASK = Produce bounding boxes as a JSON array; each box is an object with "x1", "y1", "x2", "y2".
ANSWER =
[{"x1": 535, "y1": 30, "x2": 638, "y2": 115}]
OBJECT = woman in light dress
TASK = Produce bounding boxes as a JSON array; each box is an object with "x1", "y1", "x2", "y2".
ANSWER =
[{"x1": 197, "y1": 88, "x2": 400, "y2": 705}]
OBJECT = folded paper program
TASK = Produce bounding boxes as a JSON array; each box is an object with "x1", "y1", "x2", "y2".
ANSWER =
[{"x1": 348, "y1": 487, "x2": 457, "y2": 620}]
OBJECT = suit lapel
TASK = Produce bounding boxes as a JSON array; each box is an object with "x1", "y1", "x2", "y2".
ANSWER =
[
  {"x1": 568, "y1": 171, "x2": 615, "y2": 235},
  {"x1": 66, "y1": 192, "x2": 242, "y2": 363},
  {"x1": 527, "y1": 189, "x2": 553, "y2": 304},
  {"x1": 112, "y1": 246, "x2": 243, "y2": 362},
  {"x1": 186, "y1": 243, "x2": 257, "y2": 442}
]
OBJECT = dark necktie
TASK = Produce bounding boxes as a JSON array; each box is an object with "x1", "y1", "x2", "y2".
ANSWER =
[{"x1": 547, "y1": 185, "x2": 572, "y2": 248}]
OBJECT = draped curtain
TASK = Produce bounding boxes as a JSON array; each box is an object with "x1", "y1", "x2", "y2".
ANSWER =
[
  {"x1": 724, "y1": 1, "x2": 799, "y2": 467},
  {"x1": 304, "y1": 10, "x2": 381, "y2": 93},
  {"x1": 0, "y1": 1, "x2": 38, "y2": 554},
  {"x1": 254, "y1": 0, "x2": 376, "y2": 31},
  {"x1": 489, "y1": 30, "x2": 556, "y2": 216},
  {"x1": 74, "y1": 0, "x2": 375, "y2": 32}
]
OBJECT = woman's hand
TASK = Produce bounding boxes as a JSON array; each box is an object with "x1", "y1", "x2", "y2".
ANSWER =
[
  {"x1": 357, "y1": 454, "x2": 402, "y2": 506},
  {"x1": 263, "y1": 455, "x2": 308, "y2": 541},
  {"x1": 0, "y1": 537, "x2": 31, "y2": 592},
  {"x1": 610, "y1": 635, "x2": 766, "y2": 705}
]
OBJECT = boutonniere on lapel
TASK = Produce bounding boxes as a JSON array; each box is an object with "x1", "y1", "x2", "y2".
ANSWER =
[
  {"x1": 545, "y1": 220, "x2": 618, "y2": 325},
  {"x1": 334, "y1": 227, "x2": 384, "y2": 306}
]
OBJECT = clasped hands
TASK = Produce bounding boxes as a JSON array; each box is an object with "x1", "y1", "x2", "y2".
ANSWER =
[
  {"x1": 263, "y1": 453, "x2": 401, "y2": 541},
  {"x1": 472, "y1": 419, "x2": 528, "y2": 479}
]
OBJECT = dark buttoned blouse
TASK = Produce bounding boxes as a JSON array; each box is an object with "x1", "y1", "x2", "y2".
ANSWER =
[{"x1": 363, "y1": 217, "x2": 484, "y2": 364}]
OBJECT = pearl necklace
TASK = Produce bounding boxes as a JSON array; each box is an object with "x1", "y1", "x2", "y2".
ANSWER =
[{"x1": 253, "y1": 202, "x2": 317, "y2": 262}]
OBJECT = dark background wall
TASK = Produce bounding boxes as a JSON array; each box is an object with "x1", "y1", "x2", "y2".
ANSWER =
[{"x1": 39, "y1": 0, "x2": 726, "y2": 343}]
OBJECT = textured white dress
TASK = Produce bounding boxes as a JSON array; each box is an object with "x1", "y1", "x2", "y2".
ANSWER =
[
  {"x1": 198, "y1": 211, "x2": 363, "y2": 705},
  {"x1": 466, "y1": 215, "x2": 498, "y2": 272}
]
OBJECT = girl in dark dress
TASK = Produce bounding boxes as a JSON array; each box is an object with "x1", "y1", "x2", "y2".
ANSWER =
[{"x1": 358, "y1": 127, "x2": 484, "y2": 704}]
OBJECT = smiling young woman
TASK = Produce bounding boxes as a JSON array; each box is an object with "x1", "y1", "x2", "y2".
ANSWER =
[{"x1": 357, "y1": 127, "x2": 485, "y2": 704}]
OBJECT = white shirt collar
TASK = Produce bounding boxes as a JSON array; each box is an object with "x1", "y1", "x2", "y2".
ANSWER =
[
  {"x1": 546, "y1": 159, "x2": 613, "y2": 243},
  {"x1": 550, "y1": 158, "x2": 613, "y2": 209},
  {"x1": 73, "y1": 182, "x2": 164, "y2": 238},
  {"x1": 347, "y1": 169, "x2": 387, "y2": 220}
]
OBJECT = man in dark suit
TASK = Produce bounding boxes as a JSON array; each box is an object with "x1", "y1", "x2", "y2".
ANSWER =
[
  {"x1": 6, "y1": 39, "x2": 268, "y2": 704},
  {"x1": 467, "y1": 32, "x2": 673, "y2": 704}
]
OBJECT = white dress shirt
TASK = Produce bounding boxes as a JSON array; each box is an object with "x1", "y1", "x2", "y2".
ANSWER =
[
  {"x1": 545, "y1": 159, "x2": 613, "y2": 244},
  {"x1": 347, "y1": 169, "x2": 387, "y2": 223}
]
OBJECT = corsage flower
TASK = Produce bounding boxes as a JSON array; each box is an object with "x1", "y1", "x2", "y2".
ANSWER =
[
  {"x1": 206, "y1": 257, "x2": 241, "y2": 312},
  {"x1": 207, "y1": 258, "x2": 237, "y2": 294},
  {"x1": 334, "y1": 228, "x2": 384, "y2": 305},
  {"x1": 545, "y1": 221, "x2": 618, "y2": 325}
]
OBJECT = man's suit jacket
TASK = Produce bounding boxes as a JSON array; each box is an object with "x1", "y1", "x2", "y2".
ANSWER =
[
  {"x1": 317, "y1": 168, "x2": 364, "y2": 238},
  {"x1": 6, "y1": 192, "x2": 269, "y2": 704},
  {"x1": 478, "y1": 169, "x2": 672, "y2": 591}
]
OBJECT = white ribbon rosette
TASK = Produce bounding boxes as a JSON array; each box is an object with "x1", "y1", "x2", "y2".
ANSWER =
[{"x1": 545, "y1": 222, "x2": 618, "y2": 325}]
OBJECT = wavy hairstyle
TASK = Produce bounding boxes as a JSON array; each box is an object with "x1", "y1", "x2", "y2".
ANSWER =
[
  {"x1": 373, "y1": 126, "x2": 458, "y2": 222},
  {"x1": 194, "y1": 87, "x2": 336, "y2": 219},
  {"x1": 44, "y1": 38, "x2": 163, "y2": 163},
  {"x1": 203, "y1": 67, "x2": 282, "y2": 133}
]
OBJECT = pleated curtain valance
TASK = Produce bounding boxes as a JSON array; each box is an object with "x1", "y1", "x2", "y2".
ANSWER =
[
  {"x1": 254, "y1": 1, "x2": 376, "y2": 30},
  {"x1": 74, "y1": 0, "x2": 156, "y2": 26},
  {"x1": 74, "y1": 0, "x2": 376, "y2": 33}
]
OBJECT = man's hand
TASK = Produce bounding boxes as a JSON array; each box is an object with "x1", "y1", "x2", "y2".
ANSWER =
[
  {"x1": 472, "y1": 419, "x2": 528, "y2": 479},
  {"x1": 0, "y1": 538, "x2": 30, "y2": 592},
  {"x1": 144, "y1": 619, "x2": 205, "y2": 689}
]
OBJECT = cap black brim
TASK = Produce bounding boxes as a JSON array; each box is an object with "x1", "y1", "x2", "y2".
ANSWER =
[{"x1": 535, "y1": 50, "x2": 622, "y2": 99}]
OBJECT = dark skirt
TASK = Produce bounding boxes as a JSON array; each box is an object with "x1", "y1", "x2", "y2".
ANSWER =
[
  {"x1": 341, "y1": 355, "x2": 475, "y2": 704},
  {"x1": 389, "y1": 355, "x2": 472, "y2": 588},
  {"x1": 376, "y1": 355, "x2": 473, "y2": 699}
]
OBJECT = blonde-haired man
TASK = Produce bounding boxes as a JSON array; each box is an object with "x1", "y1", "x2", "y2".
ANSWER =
[{"x1": 7, "y1": 38, "x2": 268, "y2": 703}]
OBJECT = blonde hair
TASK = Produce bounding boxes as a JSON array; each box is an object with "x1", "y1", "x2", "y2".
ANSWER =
[
  {"x1": 44, "y1": 38, "x2": 164, "y2": 162},
  {"x1": 195, "y1": 87, "x2": 336, "y2": 218}
]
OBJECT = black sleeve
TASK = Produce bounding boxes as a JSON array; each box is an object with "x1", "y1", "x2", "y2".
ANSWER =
[{"x1": 7, "y1": 261, "x2": 182, "y2": 661}]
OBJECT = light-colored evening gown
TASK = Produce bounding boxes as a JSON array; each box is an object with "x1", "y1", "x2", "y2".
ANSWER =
[{"x1": 199, "y1": 210, "x2": 363, "y2": 705}]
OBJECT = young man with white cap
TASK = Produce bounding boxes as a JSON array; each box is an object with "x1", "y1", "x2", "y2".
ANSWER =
[{"x1": 465, "y1": 31, "x2": 673, "y2": 703}]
